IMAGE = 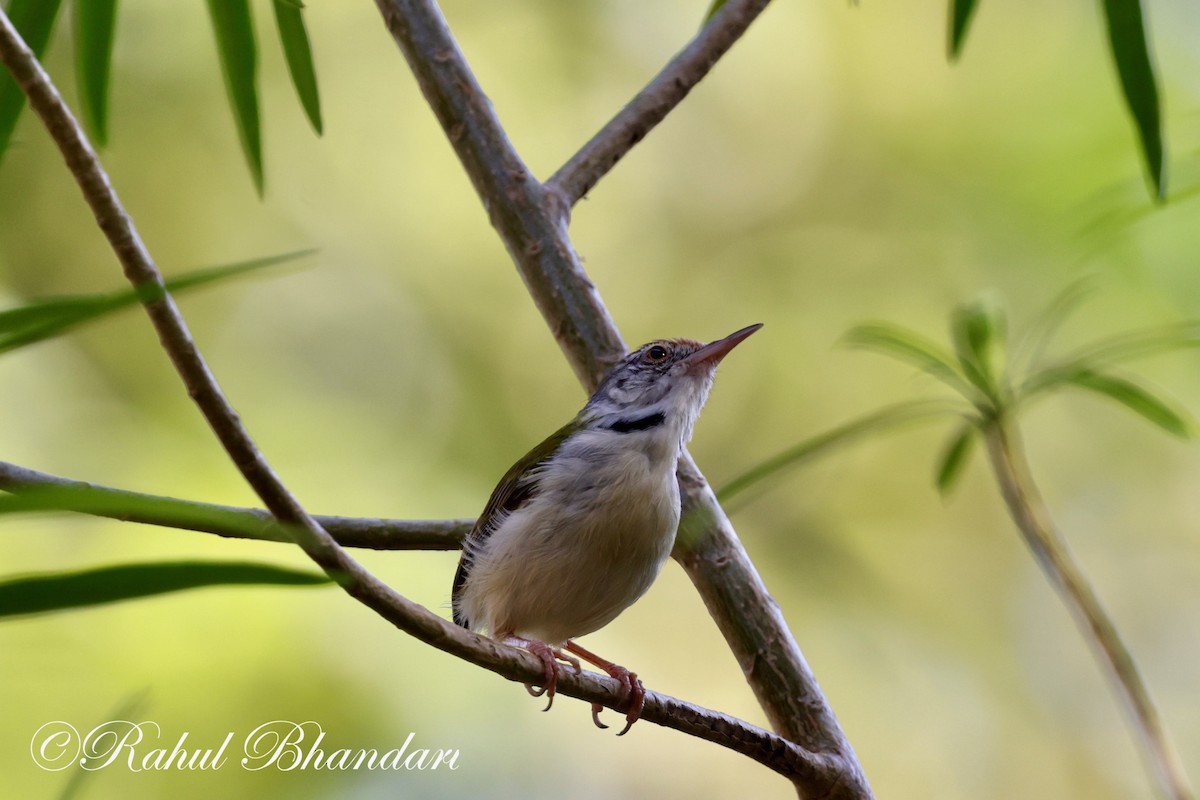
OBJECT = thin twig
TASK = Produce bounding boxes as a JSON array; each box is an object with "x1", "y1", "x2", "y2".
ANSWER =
[
  {"x1": 0, "y1": 461, "x2": 470, "y2": 550},
  {"x1": 983, "y1": 416, "x2": 1193, "y2": 800},
  {"x1": 0, "y1": 11, "x2": 831, "y2": 778},
  {"x1": 371, "y1": 1, "x2": 872, "y2": 797},
  {"x1": 548, "y1": 0, "x2": 774, "y2": 207}
]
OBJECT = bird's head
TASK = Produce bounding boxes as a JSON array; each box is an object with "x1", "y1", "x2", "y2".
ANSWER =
[{"x1": 584, "y1": 323, "x2": 762, "y2": 444}]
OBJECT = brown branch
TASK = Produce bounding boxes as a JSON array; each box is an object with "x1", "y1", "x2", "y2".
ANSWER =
[
  {"x1": 0, "y1": 461, "x2": 470, "y2": 550},
  {"x1": 0, "y1": 457, "x2": 834, "y2": 780},
  {"x1": 372, "y1": 0, "x2": 625, "y2": 390},
  {"x1": 0, "y1": 12, "x2": 832, "y2": 779},
  {"x1": 548, "y1": 0, "x2": 774, "y2": 207},
  {"x1": 0, "y1": 484, "x2": 821, "y2": 785},
  {"x1": 371, "y1": 1, "x2": 872, "y2": 797}
]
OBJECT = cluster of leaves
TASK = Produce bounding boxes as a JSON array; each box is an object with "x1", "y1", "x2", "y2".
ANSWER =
[
  {"x1": 824, "y1": 287, "x2": 1196, "y2": 800},
  {"x1": 0, "y1": 250, "x2": 331, "y2": 619},
  {"x1": 848, "y1": 286, "x2": 1195, "y2": 492},
  {"x1": 0, "y1": 0, "x2": 322, "y2": 193},
  {"x1": 719, "y1": 283, "x2": 1198, "y2": 501}
]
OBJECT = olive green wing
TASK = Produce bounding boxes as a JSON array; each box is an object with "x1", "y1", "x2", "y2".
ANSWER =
[{"x1": 450, "y1": 417, "x2": 581, "y2": 628}]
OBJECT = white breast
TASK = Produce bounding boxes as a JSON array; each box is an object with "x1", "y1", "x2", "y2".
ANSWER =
[{"x1": 457, "y1": 427, "x2": 681, "y2": 645}]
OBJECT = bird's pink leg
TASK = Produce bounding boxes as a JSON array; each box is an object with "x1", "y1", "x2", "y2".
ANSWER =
[
  {"x1": 563, "y1": 640, "x2": 646, "y2": 736},
  {"x1": 502, "y1": 636, "x2": 580, "y2": 711}
]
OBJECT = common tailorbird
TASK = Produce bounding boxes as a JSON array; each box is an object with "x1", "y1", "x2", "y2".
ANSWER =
[{"x1": 452, "y1": 323, "x2": 762, "y2": 734}]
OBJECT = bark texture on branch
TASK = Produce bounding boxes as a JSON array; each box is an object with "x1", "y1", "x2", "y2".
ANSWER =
[
  {"x1": 0, "y1": 7, "x2": 838, "y2": 779},
  {"x1": 0, "y1": 0, "x2": 875, "y2": 791},
  {"x1": 372, "y1": 1, "x2": 872, "y2": 796},
  {"x1": 549, "y1": 0, "x2": 773, "y2": 206}
]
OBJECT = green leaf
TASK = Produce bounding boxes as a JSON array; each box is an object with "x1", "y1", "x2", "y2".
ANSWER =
[
  {"x1": 1100, "y1": 0, "x2": 1165, "y2": 200},
  {"x1": 1068, "y1": 322, "x2": 1200, "y2": 368},
  {"x1": 0, "y1": 0, "x2": 66, "y2": 162},
  {"x1": 272, "y1": 0, "x2": 322, "y2": 134},
  {"x1": 935, "y1": 421, "x2": 977, "y2": 494},
  {"x1": 205, "y1": 0, "x2": 263, "y2": 194},
  {"x1": 0, "y1": 561, "x2": 329, "y2": 619},
  {"x1": 950, "y1": 296, "x2": 1006, "y2": 397},
  {"x1": 1066, "y1": 370, "x2": 1190, "y2": 438},
  {"x1": 717, "y1": 400, "x2": 955, "y2": 505},
  {"x1": 844, "y1": 322, "x2": 976, "y2": 398},
  {"x1": 1020, "y1": 318, "x2": 1200, "y2": 404},
  {"x1": 0, "y1": 248, "x2": 314, "y2": 355},
  {"x1": 162, "y1": 247, "x2": 315, "y2": 293},
  {"x1": 0, "y1": 294, "x2": 122, "y2": 353},
  {"x1": 947, "y1": 0, "x2": 980, "y2": 60},
  {"x1": 72, "y1": 0, "x2": 119, "y2": 147}
]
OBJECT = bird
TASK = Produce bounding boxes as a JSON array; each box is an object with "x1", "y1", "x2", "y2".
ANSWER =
[{"x1": 451, "y1": 323, "x2": 762, "y2": 735}]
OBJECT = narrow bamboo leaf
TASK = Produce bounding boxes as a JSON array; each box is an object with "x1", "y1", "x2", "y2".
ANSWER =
[
  {"x1": 717, "y1": 400, "x2": 956, "y2": 505},
  {"x1": 1069, "y1": 322, "x2": 1200, "y2": 368},
  {"x1": 1067, "y1": 370, "x2": 1190, "y2": 438},
  {"x1": 1100, "y1": 0, "x2": 1165, "y2": 199},
  {"x1": 947, "y1": 0, "x2": 980, "y2": 61},
  {"x1": 0, "y1": 561, "x2": 329, "y2": 619},
  {"x1": 0, "y1": 294, "x2": 124, "y2": 352},
  {"x1": 935, "y1": 421, "x2": 977, "y2": 494},
  {"x1": 1021, "y1": 321, "x2": 1200, "y2": 403},
  {"x1": 0, "y1": 248, "x2": 314, "y2": 354},
  {"x1": 272, "y1": 0, "x2": 322, "y2": 134},
  {"x1": 0, "y1": 0, "x2": 66, "y2": 162},
  {"x1": 1018, "y1": 364, "x2": 1075, "y2": 400},
  {"x1": 0, "y1": 295, "x2": 104, "y2": 335},
  {"x1": 161, "y1": 247, "x2": 315, "y2": 294},
  {"x1": 844, "y1": 323, "x2": 974, "y2": 397},
  {"x1": 72, "y1": 0, "x2": 118, "y2": 147},
  {"x1": 205, "y1": 0, "x2": 263, "y2": 193}
]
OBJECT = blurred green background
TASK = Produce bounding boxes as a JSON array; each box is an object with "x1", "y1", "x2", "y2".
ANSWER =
[{"x1": 2, "y1": 1, "x2": 1199, "y2": 798}]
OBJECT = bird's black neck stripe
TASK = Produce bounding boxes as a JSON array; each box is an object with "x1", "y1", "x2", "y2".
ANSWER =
[{"x1": 605, "y1": 411, "x2": 666, "y2": 434}]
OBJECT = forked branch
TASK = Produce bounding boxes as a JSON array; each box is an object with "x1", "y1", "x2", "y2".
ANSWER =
[
  {"x1": 371, "y1": 1, "x2": 872, "y2": 797},
  {"x1": 0, "y1": 6, "x2": 845, "y2": 785},
  {"x1": 549, "y1": 0, "x2": 774, "y2": 206}
]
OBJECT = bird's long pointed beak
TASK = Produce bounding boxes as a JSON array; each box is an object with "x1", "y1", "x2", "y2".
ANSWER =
[{"x1": 683, "y1": 323, "x2": 763, "y2": 370}]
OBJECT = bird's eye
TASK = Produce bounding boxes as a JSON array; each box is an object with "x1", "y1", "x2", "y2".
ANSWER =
[{"x1": 644, "y1": 344, "x2": 670, "y2": 364}]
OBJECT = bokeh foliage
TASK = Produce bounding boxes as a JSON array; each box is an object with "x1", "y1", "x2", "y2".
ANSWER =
[{"x1": 1, "y1": 2, "x2": 1198, "y2": 799}]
